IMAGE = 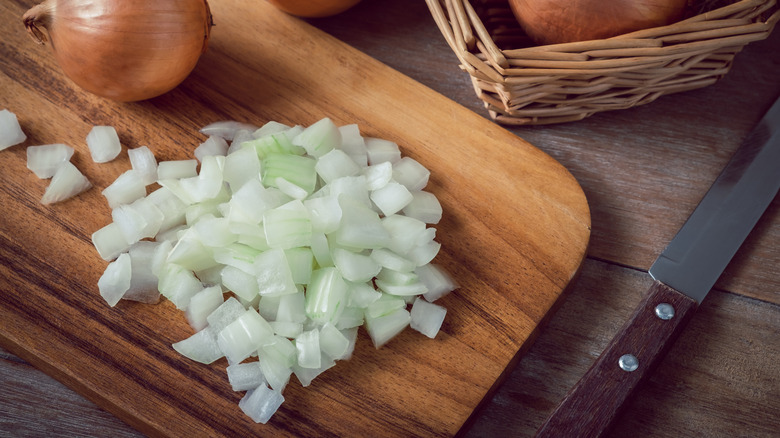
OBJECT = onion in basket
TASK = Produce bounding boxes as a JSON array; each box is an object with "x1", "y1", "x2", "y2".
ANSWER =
[{"x1": 508, "y1": 0, "x2": 691, "y2": 45}]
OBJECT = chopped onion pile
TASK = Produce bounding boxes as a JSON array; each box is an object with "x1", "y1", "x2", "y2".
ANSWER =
[
  {"x1": 0, "y1": 109, "x2": 27, "y2": 150},
  {"x1": 92, "y1": 117, "x2": 457, "y2": 424}
]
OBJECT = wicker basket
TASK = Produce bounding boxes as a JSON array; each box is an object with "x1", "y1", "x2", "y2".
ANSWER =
[{"x1": 426, "y1": 0, "x2": 780, "y2": 125}]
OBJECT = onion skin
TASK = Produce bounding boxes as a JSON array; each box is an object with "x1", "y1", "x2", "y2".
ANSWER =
[
  {"x1": 266, "y1": 0, "x2": 362, "y2": 18},
  {"x1": 23, "y1": 0, "x2": 213, "y2": 102},
  {"x1": 509, "y1": 0, "x2": 691, "y2": 45}
]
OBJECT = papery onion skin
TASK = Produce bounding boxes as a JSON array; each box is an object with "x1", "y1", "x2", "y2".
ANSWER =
[
  {"x1": 266, "y1": 0, "x2": 362, "y2": 18},
  {"x1": 508, "y1": 0, "x2": 691, "y2": 45},
  {"x1": 23, "y1": 0, "x2": 213, "y2": 102}
]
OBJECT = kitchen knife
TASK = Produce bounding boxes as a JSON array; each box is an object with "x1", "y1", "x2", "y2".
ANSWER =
[{"x1": 535, "y1": 95, "x2": 780, "y2": 438}]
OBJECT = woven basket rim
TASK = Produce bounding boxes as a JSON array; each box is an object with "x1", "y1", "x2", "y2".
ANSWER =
[{"x1": 426, "y1": 0, "x2": 779, "y2": 125}]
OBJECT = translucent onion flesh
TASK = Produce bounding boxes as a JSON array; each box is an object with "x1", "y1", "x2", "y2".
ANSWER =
[{"x1": 90, "y1": 117, "x2": 458, "y2": 424}]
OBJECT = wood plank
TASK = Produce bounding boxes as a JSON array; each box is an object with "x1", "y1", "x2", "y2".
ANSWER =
[{"x1": 0, "y1": 0, "x2": 589, "y2": 436}]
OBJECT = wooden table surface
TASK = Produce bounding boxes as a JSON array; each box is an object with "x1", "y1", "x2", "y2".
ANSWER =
[{"x1": 1, "y1": 1, "x2": 778, "y2": 437}]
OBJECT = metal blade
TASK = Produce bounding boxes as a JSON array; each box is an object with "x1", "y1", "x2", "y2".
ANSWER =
[{"x1": 649, "y1": 96, "x2": 780, "y2": 303}]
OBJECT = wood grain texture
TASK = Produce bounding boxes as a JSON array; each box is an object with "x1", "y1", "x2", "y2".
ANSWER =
[
  {"x1": 0, "y1": 0, "x2": 589, "y2": 437},
  {"x1": 1, "y1": 0, "x2": 779, "y2": 437}
]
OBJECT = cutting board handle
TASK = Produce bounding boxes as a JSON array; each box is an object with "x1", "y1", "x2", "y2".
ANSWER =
[{"x1": 535, "y1": 281, "x2": 698, "y2": 438}]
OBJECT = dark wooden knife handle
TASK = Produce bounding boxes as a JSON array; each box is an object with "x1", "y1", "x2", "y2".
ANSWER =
[{"x1": 535, "y1": 281, "x2": 699, "y2": 438}]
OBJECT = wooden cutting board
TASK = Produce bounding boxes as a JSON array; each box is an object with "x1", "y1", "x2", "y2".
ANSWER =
[{"x1": 0, "y1": 0, "x2": 590, "y2": 436}]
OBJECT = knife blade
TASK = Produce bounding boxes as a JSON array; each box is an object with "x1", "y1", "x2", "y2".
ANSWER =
[{"x1": 535, "y1": 95, "x2": 780, "y2": 438}]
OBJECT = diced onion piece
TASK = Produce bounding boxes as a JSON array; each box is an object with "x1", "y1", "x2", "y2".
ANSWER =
[
  {"x1": 245, "y1": 131, "x2": 304, "y2": 158},
  {"x1": 239, "y1": 384, "x2": 285, "y2": 424},
  {"x1": 364, "y1": 307, "x2": 411, "y2": 349},
  {"x1": 253, "y1": 121, "x2": 291, "y2": 138},
  {"x1": 112, "y1": 197, "x2": 164, "y2": 244},
  {"x1": 262, "y1": 153, "x2": 316, "y2": 195},
  {"x1": 410, "y1": 297, "x2": 447, "y2": 338},
  {"x1": 41, "y1": 161, "x2": 92, "y2": 205},
  {"x1": 329, "y1": 175, "x2": 370, "y2": 207},
  {"x1": 284, "y1": 247, "x2": 313, "y2": 285},
  {"x1": 221, "y1": 264, "x2": 260, "y2": 302},
  {"x1": 269, "y1": 320, "x2": 303, "y2": 338},
  {"x1": 0, "y1": 109, "x2": 26, "y2": 150},
  {"x1": 157, "y1": 159, "x2": 198, "y2": 180},
  {"x1": 186, "y1": 285, "x2": 224, "y2": 331},
  {"x1": 227, "y1": 361, "x2": 266, "y2": 392},
  {"x1": 305, "y1": 267, "x2": 348, "y2": 324},
  {"x1": 166, "y1": 232, "x2": 218, "y2": 272},
  {"x1": 348, "y1": 281, "x2": 382, "y2": 308},
  {"x1": 257, "y1": 351, "x2": 292, "y2": 391},
  {"x1": 86, "y1": 125, "x2": 121, "y2": 163},
  {"x1": 295, "y1": 328, "x2": 321, "y2": 369},
  {"x1": 417, "y1": 263, "x2": 458, "y2": 302},
  {"x1": 263, "y1": 336, "x2": 297, "y2": 367},
  {"x1": 123, "y1": 241, "x2": 164, "y2": 304},
  {"x1": 363, "y1": 161, "x2": 392, "y2": 191},
  {"x1": 292, "y1": 352, "x2": 336, "y2": 387},
  {"x1": 172, "y1": 329, "x2": 223, "y2": 364},
  {"x1": 223, "y1": 146, "x2": 261, "y2": 190},
  {"x1": 145, "y1": 186, "x2": 187, "y2": 233},
  {"x1": 179, "y1": 155, "x2": 225, "y2": 203},
  {"x1": 276, "y1": 292, "x2": 307, "y2": 323},
  {"x1": 98, "y1": 252, "x2": 131, "y2": 307},
  {"x1": 370, "y1": 181, "x2": 413, "y2": 216},
  {"x1": 275, "y1": 177, "x2": 308, "y2": 200},
  {"x1": 332, "y1": 248, "x2": 381, "y2": 283},
  {"x1": 217, "y1": 307, "x2": 275, "y2": 364},
  {"x1": 331, "y1": 196, "x2": 391, "y2": 249},
  {"x1": 336, "y1": 306, "x2": 364, "y2": 330},
  {"x1": 376, "y1": 268, "x2": 428, "y2": 296},
  {"x1": 402, "y1": 191, "x2": 443, "y2": 224},
  {"x1": 102, "y1": 170, "x2": 146, "y2": 209},
  {"x1": 157, "y1": 263, "x2": 203, "y2": 310},
  {"x1": 200, "y1": 120, "x2": 259, "y2": 141},
  {"x1": 253, "y1": 248, "x2": 298, "y2": 297},
  {"x1": 315, "y1": 149, "x2": 360, "y2": 183},
  {"x1": 263, "y1": 202, "x2": 312, "y2": 249},
  {"x1": 338, "y1": 327, "x2": 359, "y2": 360},
  {"x1": 319, "y1": 323, "x2": 349, "y2": 360},
  {"x1": 370, "y1": 248, "x2": 416, "y2": 272},
  {"x1": 206, "y1": 297, "x2": 247, "y2": 333},
  {"x1": 303, "y1": 195, "x2": 341, "y2": 234},
  {"x1": 365, "y1": 294, "x2": 406, "y2": 319},
  {"x1": 26, "y1": 144, "x2": 74, "y2": 178},
  {"x1": 292, "y1": 117, "x2": 340, "y2": 158},
  {"x1": 338, "y1": 124, "x2": 367, "y2": 167},
  {"x1": 392, "y1": 157, "x2": 430, "y2": 191},
  {"x1": 194, "y1": 136, "x2": 229, "y2": 161},
  {"x1": 128, "y1": 146, "x2": 158, "y2": 185},
  {"x1": 91, "y1": 222, "x2": 131, "y2": 261},
  {"x1": 309, "y1": 232, "x2": 333, "y2": 268},
  {"x1": 364, "y1": 137, "x2": 401, "y2": 165}
]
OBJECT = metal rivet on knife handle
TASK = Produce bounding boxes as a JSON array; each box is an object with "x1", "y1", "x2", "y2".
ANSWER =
[
  {"x1": 654, "y1": 303, "x2": 675, "y2": 320},
  {"x1": 618, "y1": 354, "x2": 639, "y2": 372}
]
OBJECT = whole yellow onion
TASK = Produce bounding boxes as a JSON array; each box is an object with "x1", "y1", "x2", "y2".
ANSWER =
[
  {"x1": 266, "y1": 0, "x2": 362, "y2": 18},
  {"x1": 509, "y1": 0, "x2": 691, "y2": 45},
  {"x1": 23, "y1": 0, "x2": 213, "y2": 102}
]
